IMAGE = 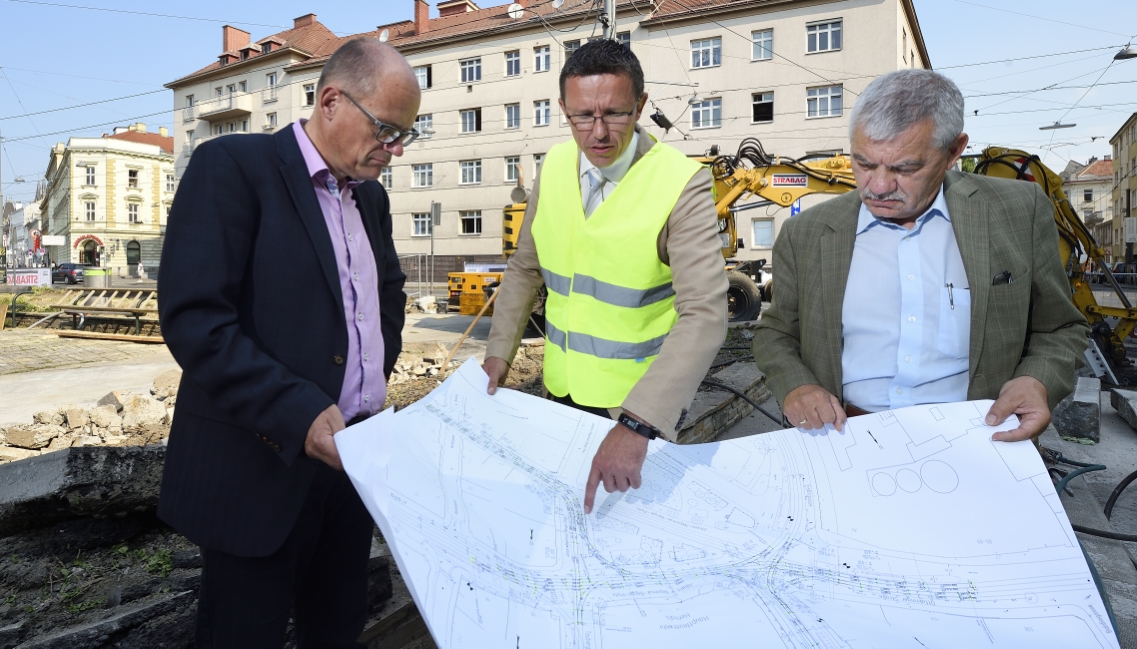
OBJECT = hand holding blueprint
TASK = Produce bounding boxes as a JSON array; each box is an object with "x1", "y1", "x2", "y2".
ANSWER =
[{"x1": 336, "y1": 358, "x2": 1118, "y2": 648}]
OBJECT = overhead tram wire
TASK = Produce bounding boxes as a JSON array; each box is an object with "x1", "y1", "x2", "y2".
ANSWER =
[
  {"x1": 0, "y1": 88, "x2": 168, "y2": 122},
  {"x1": 948, "y1": 0, "x2": 1133, "y2": 39}
]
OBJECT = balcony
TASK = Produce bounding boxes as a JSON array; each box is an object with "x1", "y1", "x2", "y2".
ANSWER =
[
  {"x1": 262, "y1": 86, "x2": 279, "y2": 104},
  {"x1": 182, "y1": 106, "x2": 195, "y2": 122},
  {"x1": 198, "y1": 93, "x2": 253, "y2": 121}
]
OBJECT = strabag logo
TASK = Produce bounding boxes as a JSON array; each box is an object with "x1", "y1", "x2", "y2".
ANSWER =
[{"x1": 771, "y1": 174, "x2": 808, "y2": 187}]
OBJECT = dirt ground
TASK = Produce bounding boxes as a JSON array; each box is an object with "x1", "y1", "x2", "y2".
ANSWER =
[{"x1": 384, "y1": 342, "x2": 545, "y2": 410}]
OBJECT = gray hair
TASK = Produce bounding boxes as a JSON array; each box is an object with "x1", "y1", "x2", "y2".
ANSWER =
[{"x1": 850, "y1": 69, "x2": 965, "y2": 150}]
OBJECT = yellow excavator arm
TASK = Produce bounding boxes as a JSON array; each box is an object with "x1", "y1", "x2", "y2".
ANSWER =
[{"x1": 973, "y1": 147, "x2": 1134, "y2": 375}]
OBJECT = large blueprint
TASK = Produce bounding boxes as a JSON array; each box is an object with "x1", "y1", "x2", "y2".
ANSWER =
[{"x1": 337, "y1": 359, "x2": 1118, "y2": 648}]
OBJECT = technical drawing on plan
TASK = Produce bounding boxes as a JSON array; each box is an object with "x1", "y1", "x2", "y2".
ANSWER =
[{"x1": 337, "y1": 359, "x2": 1119, "y2": 648}]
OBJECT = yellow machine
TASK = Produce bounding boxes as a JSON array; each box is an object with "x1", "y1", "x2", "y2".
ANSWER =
[{"x1": 974, "y1": 147, "x2": 1135, "y2": 376}]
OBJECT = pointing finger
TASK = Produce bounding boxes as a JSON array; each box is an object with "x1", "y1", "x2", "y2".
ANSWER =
[{"x1": 583, "y1": 466, "x2": 601, "y2": 514}]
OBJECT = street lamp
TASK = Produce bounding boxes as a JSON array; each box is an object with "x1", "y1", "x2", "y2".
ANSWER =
[
  {"x1": 1040, "y1": 121, "x2": 1076, "y2": 131},
  {"x1": 1115, "y1": 44, "x2": 1137, "y2": 61}
]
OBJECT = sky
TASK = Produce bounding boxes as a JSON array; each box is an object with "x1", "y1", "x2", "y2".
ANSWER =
[{"x1": 1, "y1": 0, "x2": 1135, "y2": 206}]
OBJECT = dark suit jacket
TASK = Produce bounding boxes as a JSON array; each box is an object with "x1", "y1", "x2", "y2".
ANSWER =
[
  {"x1": 157, "y1": 126, "x2": 405, "y2": 557},
  {"x1": 753, "y1": 170, "x2": 1089, "y2": 412}
]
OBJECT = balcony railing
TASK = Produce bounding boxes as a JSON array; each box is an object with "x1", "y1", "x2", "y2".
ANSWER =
[
  {"x1": 198, "y1": 94, "x2": 253, "y2": 120},
  {"x1": 182, "y1": 106, "x2": 195, "y2": 122},
  {"x1": 262, "y1": 86, "x2": 279, "y2": 104}
]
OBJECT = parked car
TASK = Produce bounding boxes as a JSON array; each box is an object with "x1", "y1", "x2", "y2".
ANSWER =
[{"x1": 52, "y1": 263, "x2": 92, "y2": 284}]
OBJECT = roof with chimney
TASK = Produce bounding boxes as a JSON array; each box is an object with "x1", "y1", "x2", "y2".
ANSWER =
[
  {"x1": 1068, "y1": 158, "x2": 1114, "y2": 183},
  {"x1": 168, "y1": 0, "x2": 929, "y2": 86}
]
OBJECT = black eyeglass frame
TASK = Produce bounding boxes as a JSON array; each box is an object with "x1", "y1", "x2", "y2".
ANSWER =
[
  {"x1": 565, "y1": 110, "x2": 637, "y2": 130},
  {"x1": 341, "y1": 90, "x2": 420, "y2": 147}
]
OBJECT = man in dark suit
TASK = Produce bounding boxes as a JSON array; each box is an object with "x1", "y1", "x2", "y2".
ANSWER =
[{"x1": 158, "y1": 40, "x2": 420, "y2": 648}]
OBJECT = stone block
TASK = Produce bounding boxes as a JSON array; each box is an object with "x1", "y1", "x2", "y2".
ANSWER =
[
  {"x1": 89, "y1": 404, "x2": 122, "y2": 429},
  {"x1": 32, "y1": 410, "x2": 63, "y2": 426},
  {"x1": 1052, "y1": 377, "x2": 1101, "y2": 442},
  {"x1": 46, "y1": 436, "x2": 73, "y2": 452},
  {"x1": 120, "y1": 394, "x2": 167, "y2": 429},
  {"x1": 17, "y1": 590, "x2": 193, "y2": 649},
  {"x1": 0, "y1": 445, "x2": 165, "y2": 535},
  {"x1": 1111, "y1": 389, "x2": 1137, "y2": 432},
  {"x1": 679, "y1": 363, "x2": 771, "y2": 444},
  {"x1": 63, "y1": 405, "x2": 89, "y2": 430},
  {"x1": 97, "y1": 391, "x2": 125, "y2": 412},
  {"x1": 151, "y1": 369, "x2": 182, "y2": 399},
  {"x1": 4, "y1": 425, "x2": 65, "y2": 450}
]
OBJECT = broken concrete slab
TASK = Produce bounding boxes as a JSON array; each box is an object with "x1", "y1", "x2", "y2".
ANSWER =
[
  {"x1": 1112, "y1": 389, "x2": 1137, "y2": 433},
  {"x1": 96, "y1": 391, "x2": 125, "y2": 412},
  {"x1": 0, "y1": 447, "x2": 37, "y2": 463},
  {"x1": 0, "y1": 445, "x2": 164, "y2": 535},
  {"x1": 3, "y1": 424, "x2": 64, "y2": 450},
  {"x1": 119, "y1": 394, "x2": 166, "y2": 429},
  {"x1": 63, "y1": 405, "x2": 89, "y2": 430},
  {"x1": 32, "y1": 411, "x2": 63, "y2": 427},
  {"x1": 1053, "y1": 376, "x2": 1101, "y2": 442},
  {"x1": 88, "y1": 404, "x2": 121, "y2": 429},
  {"x1": 17, "y1": 590, "x2": 195, "y2": 649}
]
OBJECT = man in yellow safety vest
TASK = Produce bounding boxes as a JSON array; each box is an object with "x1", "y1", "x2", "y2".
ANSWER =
[{"x1": 483, "y1": 39, "x2": 728, "y2": 514}]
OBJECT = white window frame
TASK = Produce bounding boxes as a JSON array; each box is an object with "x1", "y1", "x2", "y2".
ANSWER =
[
  {"x1": 415, "y1": 114, "x2": 433, "y2": 139},
  {"x1": 505, "y1": 156, "x2": 520, "y2": 183},
  {"x1": 505, "y1": 50, "x2": 521, "y2": 77},
  {"x1": 265, "y1": 73, "x2": 279, "y2": 102},
  {"x1": 807, "y1": 20, "x2": 842, "y2": 53},
  {"x1": 691, "y1": 37, "x2": 722, "y2": 69},
  {"x1": 534, "y1": 100, "x2": 550, "y2": 127},
  {"x1": 460, "y1": 210, "x2": 483, "y2": 235},
  {"x1": 460, "y1": 160, "x2": 482, "y2": 185},
  {"x1": 1084, "y1": 189, "x2": 1094, "y2": 203},
  {"x1": 165, "y1": 174, "x2": 175, "y2": 192},
  {"x1": 414, "y1": 65, "x2": 431, "y2": 90},
  {"x1": 534, "y1": 153, "x2": 545, "y2": 178},
  {"x1": 266, "y1": 112, "x2": 278, "y2": 130},
  {"x1": 412, "y1": 213, "x2": 432, "y2": 236},
  {"x1": 752, "y1": 92, "x2": 774, "y2": 123},
  {"x1": 128, "y1": 203, "x2": 140, "y2": 224},
  {"x1": 85, "y1": 166, "x2": 96, "y2": 186},
  {"x1": 505, "y1": 103, "x2": 521, "y2": 129},
  {"x1": 127, "y1": 169, "x2": 139, "y2": 188},
  {"x1": 85, "y1": 201, "x2": 96, "y2": 221},
  {"x1": 752, "y1": 29, "x2": 773, "y2": 61},
  {"x1": 460, "y1": 108, "x2": 481, "y2": 133},
  {"x1": 616, "y1": 32, "x2": 631, "y2": 50},
  {"x1": 691, "y1": 98, "x2": 722, "y2": 129},
  {"x1": 460, "y1": 58, "x2": 482, "y2": 83},
  {"x1": 564, "y1": 40, "x2": 581, "y2": 57},
  {"x1": 807, "y1": 85, "x2": 843, "y2": 118},
  {"x1": 303, "y1": 83, "x2": 316, "y2": 107},
  {"x1": 534, "y1": 46, "x2": 551, "y2": 73},
  {"x1": 380, "y1": 167, "x2": 393, "y2": 190},
  {"x1": 752, "y1": 219, "x2": 774, "y2": 248},
  {"x1": 412, "y1": 164, "x2": 433, "y2": 188}
]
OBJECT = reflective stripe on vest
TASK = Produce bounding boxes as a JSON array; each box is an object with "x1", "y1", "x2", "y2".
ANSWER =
[{"x1": 531, "y1": 135, "x2": 705, "y2": 407}]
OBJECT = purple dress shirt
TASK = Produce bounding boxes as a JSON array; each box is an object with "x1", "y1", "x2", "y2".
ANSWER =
[{"x1": 293, "y1": 120, "x2": 386, "y2": 422}]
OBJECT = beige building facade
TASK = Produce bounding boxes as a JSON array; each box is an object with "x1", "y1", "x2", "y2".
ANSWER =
[
  {"x1": 167, "y1": 0, "x2": 929, "y2": 274},
  {"x1": 39, "y1": 124, "x2": 175, "y2": 276},
  {"x1": 1113, "y1": 113, "x2": 1137, "y2": 263},
  {"x1": 1062, "y1": 157, "x2": 1116, "y2": 261}
]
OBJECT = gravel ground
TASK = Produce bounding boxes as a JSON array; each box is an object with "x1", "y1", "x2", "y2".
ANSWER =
[{"x1": 384, "y1": 343, "x2": 545, "y2": 410}]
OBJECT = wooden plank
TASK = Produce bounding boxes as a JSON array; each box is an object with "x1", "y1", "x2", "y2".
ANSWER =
[
  {"x1": 0, "y1": 303, "x2": 7, "y2": 331},
  {"x1": 55, "y1": 330, "x2": 164, "y2": 344}
]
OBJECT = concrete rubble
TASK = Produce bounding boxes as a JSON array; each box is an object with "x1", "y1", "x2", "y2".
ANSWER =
[
  {"x1": 387, "y1": 343, "x2": 459, "y2": 385},
  {"x1": 1053, "y1": 376, "x2": 1102, "y2": 442}
]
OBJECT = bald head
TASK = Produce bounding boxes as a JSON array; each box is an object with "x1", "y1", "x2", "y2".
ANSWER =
[{"x1": 317, "y1": 39, "x2": 417, "y2": 100}]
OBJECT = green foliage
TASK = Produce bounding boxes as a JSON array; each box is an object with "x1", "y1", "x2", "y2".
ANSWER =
[
  {"x1": 144, "y1": 549, "x2": 173, "y2": 578},
  {"x1": 961, "y1": 157, "x2": 978, "y2": 174},
  {"x1": 112, "y1": 544, "x2": 129, "y2": 556},
  {"x1": 66, "y1": 598, "x2": 104, "y2": 614}
]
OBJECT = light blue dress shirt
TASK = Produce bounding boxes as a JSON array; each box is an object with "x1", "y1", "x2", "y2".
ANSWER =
[{"x1": 841, "y1": 187, "x2": 971, "y2": 412}]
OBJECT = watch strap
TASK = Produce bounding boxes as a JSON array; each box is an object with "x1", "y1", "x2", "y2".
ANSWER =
[{"x1": 618, "y1": 413, "x2": 659, "y2": 440}]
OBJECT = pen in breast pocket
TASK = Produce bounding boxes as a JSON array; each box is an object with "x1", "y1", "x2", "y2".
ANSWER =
[{"x1": 946, "y1": 283, "x2": 954, "y2": 310}]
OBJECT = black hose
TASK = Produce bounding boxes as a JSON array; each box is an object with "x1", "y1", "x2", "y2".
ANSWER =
[
  {"x1": 700, "y1": 379, "x2": 782, "y2": 425},
  {"x1": 1073, "y1": 524, "x2": 1137, "y2": 543},
  {"x1": 720, "y1": 346, "x2": 752, "y2": 351},
  {"x1": 1104, "y1": 468, "x2": 1137, "y2": 520}
]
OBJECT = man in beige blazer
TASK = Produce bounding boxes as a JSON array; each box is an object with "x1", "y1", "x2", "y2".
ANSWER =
[{"x1": 753, "y1": 69, "x2": 1088, "y2": 442}]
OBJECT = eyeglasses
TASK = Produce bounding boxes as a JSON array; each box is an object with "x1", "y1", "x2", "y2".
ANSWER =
[
  {"x1": 566, "y1": 111, "x2": 637, "y2": 130},
  {"x1": 341, "y1": 91, "x2": 419, "y2": 147}
]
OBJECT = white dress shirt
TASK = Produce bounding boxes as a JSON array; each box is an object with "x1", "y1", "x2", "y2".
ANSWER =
[
  {"x1": 841, "y1": 187, "x2": 971, "y2": 412},
  {"x1": 579, "y1": 131, "x2": 639, "y2": 217}
]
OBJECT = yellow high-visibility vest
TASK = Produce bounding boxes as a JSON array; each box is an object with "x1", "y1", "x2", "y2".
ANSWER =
[{"x1": 531, "y1": 136, "x2": 704, "y2": 407}]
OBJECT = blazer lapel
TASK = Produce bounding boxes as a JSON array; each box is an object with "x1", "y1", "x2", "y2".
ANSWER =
[
  {"x1": 818, "y1": 195, "x2": 860, "y2": 395},
  {"x1": 944, "y1": 171, "x2": 988, "y2": 380},
  {"x1": 276, "y1": 127, "x2": 343, "y2": 306}
]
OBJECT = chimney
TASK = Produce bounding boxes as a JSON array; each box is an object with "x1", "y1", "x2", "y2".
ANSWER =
[
  {"x1": 135, "y1": 123, "x2": 147, "y2": 134},
  {"x1": 222, "y1": 25, "x2": 251, "y2": 53},
  {"x1": 294, "y1": 13, "x2": 317, "y2": 28},
  {"x1": 414, "y1": 0, "x2": 430, "y2": 35},
  {"x1": 159, "y1": 126, "x2": 169, "y2": 137}
]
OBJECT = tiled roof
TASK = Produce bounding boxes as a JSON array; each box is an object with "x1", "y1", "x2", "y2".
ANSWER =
[
  {"x1": 167, "y1": 19, "x2": 340, "y2": 86},
  {"x1": 104, "y1": 131, "x2": 175, "y2": 154},
  {"x1": 1074, "y1": 158, "x2": 1114, "y2": 179}
]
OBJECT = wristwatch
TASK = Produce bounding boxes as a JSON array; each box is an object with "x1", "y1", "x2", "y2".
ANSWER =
[{"x1": 618, "y1": 413, "x2": 660, "y2": 440}]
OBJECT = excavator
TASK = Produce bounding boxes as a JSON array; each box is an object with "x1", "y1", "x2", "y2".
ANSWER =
[{"x1": 452, "y1": 140, "x2": 1135, "y2": 379}]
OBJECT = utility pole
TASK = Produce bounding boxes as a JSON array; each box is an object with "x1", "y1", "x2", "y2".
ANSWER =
[{"x1": 602, "y1": 0, "x2": 616, "y2": 39}]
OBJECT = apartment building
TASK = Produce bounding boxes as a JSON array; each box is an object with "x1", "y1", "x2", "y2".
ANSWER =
[
  {"x1": 1062, "y1": 157, "x2": 1116, "y2": 261},
  {"x1": 1113, "y1": 113, "x2": 1137, "y2": 263},
  {"x1": 167, "y1": 0, "x2": 929, "y2": 274},
  {"x1": 39, "y1": 124, "x2": 175, "y2": 275}
]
